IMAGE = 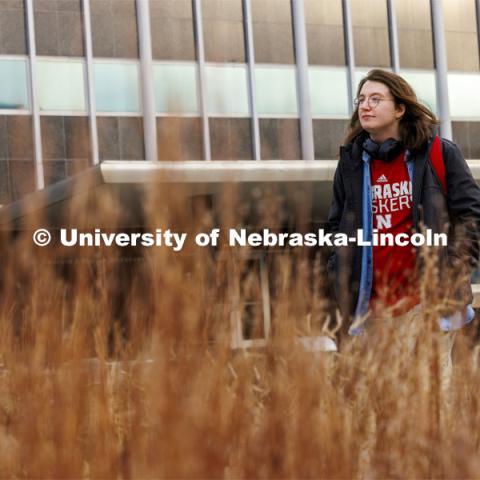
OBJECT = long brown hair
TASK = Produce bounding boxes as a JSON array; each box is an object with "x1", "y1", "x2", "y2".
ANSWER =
[{"x1": 343, "y1": 69, "x2": 439, "y2": 150}]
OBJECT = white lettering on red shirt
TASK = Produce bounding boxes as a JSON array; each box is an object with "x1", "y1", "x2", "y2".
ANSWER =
[{"x1": 370, "y1": 150, "x2": 419, "y2": 314}]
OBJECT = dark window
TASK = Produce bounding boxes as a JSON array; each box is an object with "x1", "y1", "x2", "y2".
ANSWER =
[
  {"x1": 97, "y1": 116, "x2": 144, "y2": 160},
  {"x1": 251, "y1": 0, "x2": 294, "y2": 64},
  {"x1": 10, "y1": 159, "x2": 35, "y2": 201},
  {"x1": 34, "y1": 0, "x2": 84, "y2": 57},
  {"x1": 202, "y1": 0, "x2": 245, "y2": 63},
  {"x1": 396, "y1": 0, "x2": 433, "y2": 69},
  {"x1": 41, "y1": 116, "x2": 90, "y2": 185},
  {"x1": 305, "y1": 0, "x2": 345, "y2": 65},
  {"x1": 90, "y1": 0, "x2": 139, "y2": 58},
  {"x1": 313, "y1": 119, "x2": 348, "y2": 159},
  {"x1": 238, "y1": 258, "x2": 267, "y2": 341},
  {"x1": 259, "y1": 119, "x2": 301, "y2": 160},
  {"x1": 0, "y1": 115, "x2": 34, "y2": 203},
  {"x1": 0, "y1": 0, "x2": 27, "y2": 54},
  {"x1": 210, "y1": 118, "x2": 252, "y2": 160},
  {"x1": 452, "y1": 122, "x2": 480, "y2": 159},
  {"x1": 150, "y1": 0, "x2": 195, "y2": 61},
  {"x1": 351, "y1": 0, "x2": 390, "y2": 67},
  {"x1": 156, "y1": 117, "x2": 203, "y2": 161},
  {"x1": 445, "y1": 0, "x2": 479, "y2": 71}
]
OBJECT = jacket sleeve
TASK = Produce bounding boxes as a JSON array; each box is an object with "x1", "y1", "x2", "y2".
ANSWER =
[
  {"x1": 327, "y1": 162, "x2": 346, "y2": 237},
  {"x1": 442, "y1": 139, "x2": 480, "y2": 270},
  {"x1": 325, "y1": 162, "x2": 346, "y2": 281}
]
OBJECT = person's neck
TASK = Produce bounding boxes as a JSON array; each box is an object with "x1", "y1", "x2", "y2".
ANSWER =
[{"x1": 369, "y1": 130, "x2": 401, "y2": 144}]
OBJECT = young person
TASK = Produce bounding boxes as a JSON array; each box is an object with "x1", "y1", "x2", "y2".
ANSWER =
[{"x1": 327, "y1": 69, "x2": 480, "y2": 336}]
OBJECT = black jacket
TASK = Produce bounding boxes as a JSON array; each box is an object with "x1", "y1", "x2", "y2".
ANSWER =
[{"x1": 326, "y1": 132, "x2": 480, "y2": 321}]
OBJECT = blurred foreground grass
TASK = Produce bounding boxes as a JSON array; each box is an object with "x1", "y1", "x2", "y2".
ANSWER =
[{"x1": 0, "y1": 179, "x2": 479, "y2": 479}]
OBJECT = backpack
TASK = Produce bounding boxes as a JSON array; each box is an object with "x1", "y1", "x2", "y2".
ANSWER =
[{"x1": 428, "y1": 135, "x2": 447, "y2": 195}]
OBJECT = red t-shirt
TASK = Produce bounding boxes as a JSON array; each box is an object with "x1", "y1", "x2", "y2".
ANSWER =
[{"x1": 370, "y1": 150, "x2": 419, "y2": 315}]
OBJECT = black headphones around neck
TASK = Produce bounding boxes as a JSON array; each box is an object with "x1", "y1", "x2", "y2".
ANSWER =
[{"x1": 362, "y1": 137, "x2": 404, "y2": 162}]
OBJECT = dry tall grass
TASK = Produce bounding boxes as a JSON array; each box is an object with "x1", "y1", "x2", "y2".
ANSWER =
[{"x1": 0, "y1": 175, "x2": 479, "y2": 479}]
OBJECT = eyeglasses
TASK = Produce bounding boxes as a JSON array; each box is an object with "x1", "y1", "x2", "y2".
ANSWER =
[{"x1": 353, "y1": 96, "x2": 395, "y2": 109}]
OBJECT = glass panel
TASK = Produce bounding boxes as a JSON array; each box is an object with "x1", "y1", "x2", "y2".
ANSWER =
[
  {"x1": 97, "y1": 117, "x2": 144, "y2": 160},
  {"x1": 41, "y1": 116, "x2": 90, "y2": 162},
  {"x1": 202, "y1": 0, "x2": 245, "y2": 63},
  {"x1": 153, "y1": 63, "x2": 198, "y2": 114},
  {"x1": 399, "y1": 70, "x2": 437, "y2": 114},
  {"x1": 0, "y1": 0, "x2": 27, "y2": 54},
  {"x1": 0, "y1": 59, "x2": 29, "y2": 110},
  {"x1": 259, "y1": 119, "x2": 301, "y2": 159},
  {"x1": 255, "y1": 66, "x2": 298, "y2": 115},
  {"x1": 150, "y1": 0, "x2": 195, "y2": 61},
  {"x1": 157, "y1": 117, "x2": 203, "y2": 160},
  {"x1": 0, "y1": 159, "x2": 10, "y2": 204},
  {"x1": 444, "y1": 0, "x2": 479, "y2": 71},
  {"x1": 309, "y1": 67, "x2": 349, "y2": 116},
  {"x1": 205, "y1": 65, "x2": 249, "y2": 115},
  {"x1": 10, "y1": 160, "x2": 35, "y2": 200},
  {"x1": 37, "y1": 60, "x2": 86, "y2": 111},
  {"x1": 91, "y1": 0, "x2": 139, "y2": 58},
  {"x1": 305, "y1": 0, "x2": 345, "y2": 66},
  {"x1": 351, "y1": 0, "x2": 390, "y2": 67},
  {"x1": 34, "y1": 0, "x2": 84, "y2": 57},
  {"x1": 448, "y1": 73, "x2": 480, "y2": 117},
  {"x1": 43, "y1": 134, "x2": 90, "y2": 183},
  {"x1": 0, "y1": 115, "x2": 33, "y2": 160},
  {"x1": 94, "y1": 62, "x2": 140, "y2": 113},
  {"x1": 452, "y1": 121, "x2": 480, "y2": 159},
  {"x1": 210, "y1": 118, "x2": 252, "y2": 159},
  {"x1": 313, "y1": 119, "x2": 348, "y2": 159},
  {"x1": 395, "y1": 0, "x2": 433, "y2": 69},
  {"x1": 251, "y1": 0, "x2": 294, "y2": 64}
]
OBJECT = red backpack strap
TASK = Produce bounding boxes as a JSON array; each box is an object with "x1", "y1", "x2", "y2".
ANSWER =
[{"x1": 429, "y1": 135, "x2": 447, "y2": 195}]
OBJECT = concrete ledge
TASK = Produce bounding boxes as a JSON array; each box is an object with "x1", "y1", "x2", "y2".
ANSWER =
[{"x1": 99, "y1": 159, "x2": 480, "y2": 184}]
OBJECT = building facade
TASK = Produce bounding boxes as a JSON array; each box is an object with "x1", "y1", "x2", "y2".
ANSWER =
[{"x1": 0, "y1": 0, "x2": 479, "y2": 206}]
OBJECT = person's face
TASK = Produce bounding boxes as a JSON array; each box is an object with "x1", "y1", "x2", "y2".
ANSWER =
[{"x1": 357, "y1": 80, "x2": 405, "y2": 142}]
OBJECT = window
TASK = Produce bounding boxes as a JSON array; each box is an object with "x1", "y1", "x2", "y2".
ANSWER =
[
  {"x1": 0, "y1": 115, "x2": 34, "y2": 202},
  {"x1": 309, "y1": 67, "x2": 349, "y2": 116},
  {"x1": 202, "y1": 0, "x2": 245, "y2": 63},
  {"x1": 94, "y1": 62, "x2": 140, "y2": 113},
  {"x1": 154, "y1": 63, "x2": 198, "y2": 114},
  {"x1": 395, "y1": 0, "x2": 433, "y2": 69},
  {"x1": 305, "y1": 0, "x2": 345, "y2": 66},
  {"x1": 210, "y1": 118, "x2": 252, "y2": 160},
  {"x1": 255, "y1": 66, "x2": 298, "y2": 116},
  {"x1": 205, "y1": 65, "x2": 249, "y2": 115},
  {"x1": 41, "y1": 116, "x2": 90, "y2": 185},
  {"x1": 259, "y1": 119, "x2": 301, "y2": 160},
  {"x1": 156, "y1": 117, "x2": 203, "y2": 160},
  {"x1": 90, "y1": 0, "x2": 139, "y2": 58},
  {"x1": 37, "y1": 60, "x2": 86, "y2": 112},
  {"x1": 0, "y1": 59, "x2": 29, "y2": 110},
  {"x1": 444, "y1": 0, "x2": 479, "y2": 71},
  {"x1": 400, "y1": 70, "x2": 437, "y2": 114},
  {"x1": 452, "y1": 121, "x2": 480, "y2": 159},
  {"x1": 150, "y1": 0, "x2": 195, "y2": 61},
  {"x1": 97, "y1": 117, "x2": 144, "y2": 160},
  {"x1": 313, "y1": 119, "x2": 348, "y2": 159},
  {"x1": 230, "y1": 256, "x2": 270, "y2": 348},
  {"x1": 34, "y1": 0, "x2": 84, "y2": 57},
  {"x1": 351, "y1": 0, "x2": 390, "y2": 67},
  {"x1": 448, "y1": 73, "x2": 480, "y2": 118},
  {"x1": 251, "y1": 0, "x2": 294, "y2": 64},
  {"x1": 0, "y1": 0, "x2": 27, "y2": 55}
]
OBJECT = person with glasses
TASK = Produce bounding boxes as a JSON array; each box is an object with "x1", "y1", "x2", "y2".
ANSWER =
[{"x1": 326, "y1": 69, "x2": 480, "y2": 347}]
